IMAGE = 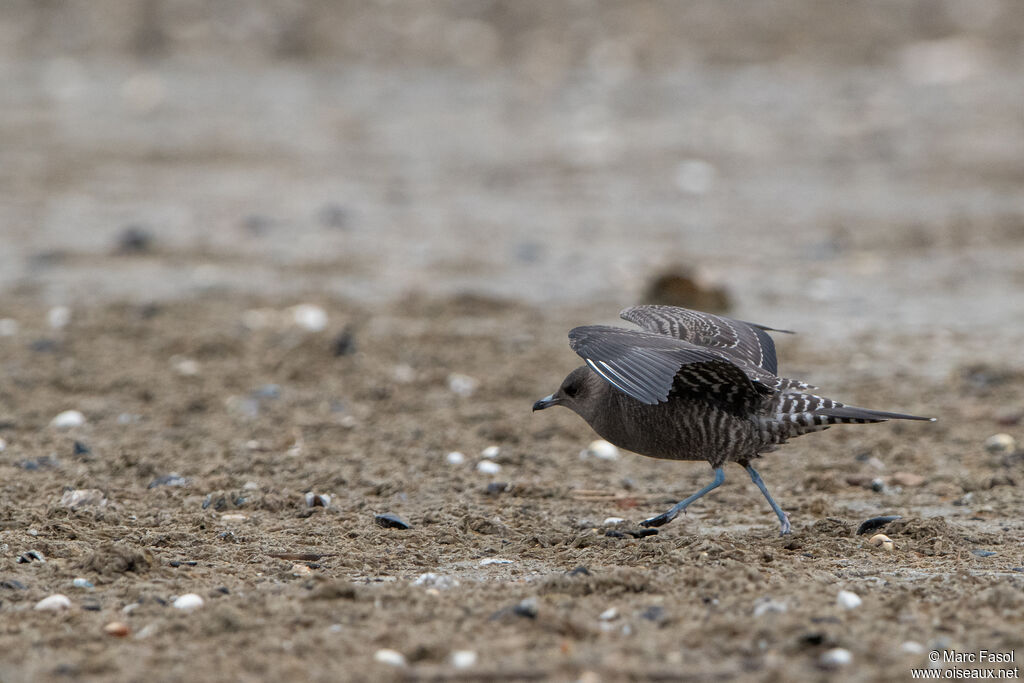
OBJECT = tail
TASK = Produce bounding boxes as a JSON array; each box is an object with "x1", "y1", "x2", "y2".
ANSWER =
[
  {"x1": 764, "y1": 392, "x2": 935, "y2": 443},
  {"x1": 816, "y1": 405, "x2": 936, "y2": 423}
]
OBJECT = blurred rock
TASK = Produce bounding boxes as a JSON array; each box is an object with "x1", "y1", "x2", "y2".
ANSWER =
[
  {"x1": 984, "y1": 433, "x2": 1016, "y2": 454},
  {"x1": 642, "y1": 268, "x2": 731, "y2": 312},
  {"x1": 61, "y1": 488, "x2": 107, "y2": 509},
  {"x1": 51, "y1": 410, "x2": 86, "y2": 428},
  {"x1": 115, "y1": 225, "x2": 154, "y2": 254}
]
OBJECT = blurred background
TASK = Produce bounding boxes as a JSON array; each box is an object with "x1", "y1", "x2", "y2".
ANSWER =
[{"x1": 2, "y1": 0, "x2": 1023, "y2": 348}]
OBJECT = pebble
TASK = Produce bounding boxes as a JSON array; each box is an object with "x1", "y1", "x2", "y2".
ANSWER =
[
  {"x1": 114, "y1": 225, "x2": 153, "y2": 253},
  {"x1": 479, "y1": 558, "x2": 513, "y2": 566},
  {"x1": 17, "y1": 550, "x2": 46, "y2": 563},
  {"x1": 869, "y1": 534, "x2": 895, "y2": 552},
  {"x1": 172, "y1": 593, "x2": 204, "y2": 610},
  {"x1": 580, "y1": 439, "x2": 620, "y2": 461},
  {"x1": 412, "y1": 573, "x2": 459, "y2": 590},
  {"x1": 374, "y1": 513, "x2": 412, "y2": 530},
  {"x1": 373, "y1": 649, "x2": 407, "y2": 667},
  {"x1": 753, "y1": 597, "x2": 788, "y2": 617},
  {"x1": 820, "y1": 648, "x2": 852, "y2": 669},
  {"x1": 0, "y1": 437, "x2": 5, "y2": 452},
  {"x1": 60, "y1": 488, "x2": 107, "y2": 509},
  {"x1": 170, "y1": 356, "x2": 201, "y2": 376},
  {"x1": 291, "y1": 563, "x2": 313, "y2": 576},
  {"x1": 72, "y1": 578, "x2": 94, "y2": 590},
  {"x1": 148, "y1": 473, "x2": 188, "y2": 489},
  {"x1": 447, "y1": 373, "x2": 479, "y2": 397},
  {"x1": 901, "y1": 641, "x2": 926, "y2": 655},
  {"x1": 219, "y1": 513, "x2": 248, "y2": 523},
  {"x1": 445, "y1": 451, "x2": 466, "y2": 465},
  {"x1": 603, "y1": 517, "x2": 626, "y2": 526},
  {"x1": 0, "y1": 318, "x2": 18, "y2": 336},
  {"x1": 481, "y1": 445, "x2": 500, "y2": 459},
  {"x1": 290, "y1": 304, "x2": 328, "y2": 332},
  {"x1": 984, "y1": 433, "x2": 1016, "y2": 454},
  {"x1": 51, "y1": 410, "x2": 86, "y2": 428},
  {"x1": 476, "y1": 460, "x2": 501, "y2": 474},
  {"x1": 598, "y1": 607, "x2": 619, "y2": 621},
  {"x1": 47, "y1": 306, "x2": 71, "y2": 329},
  {"x1": 450, "y1": 650, "x2": 478, "y2": 669},
  {"x1": 103, "y1": 621, "x2": 130, "y2": 637},
  {"x1": 891, "y1": 472, "x2": 926, "y2": 487},
  {"x1": 304, "y1": 492, "x2": 331, "y2": 508},
  {"x1": 837, "y1": 590, "x2": 862, "y2": 610},
  {"x1": 35, "y1": 594, "x2": 72, "y2": 611},
  {"x1": 332, "y1": 327, "x2": 356, "y2": 356},
  {"x1": 971, "y1": 549, "x2": 997, "y2": 558}
]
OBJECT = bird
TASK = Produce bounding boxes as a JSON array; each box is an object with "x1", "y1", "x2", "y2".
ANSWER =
[{"x1": 532, "y1": 305, "x2": 935, "y2": 535}]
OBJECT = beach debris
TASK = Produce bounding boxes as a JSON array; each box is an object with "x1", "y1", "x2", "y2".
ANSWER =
[
  {"x1": 820, "y1": 648, "x2": 852, "y2": 669},
  {"x1": 103, "y1": 621, "x2": 131, "y2": 637},
  {"x1": 304, "y1": 492, "x2": 331, "y2": 508},
  {"x1": 290, "y1": 304, "x2": 328, "y2": 332},
  {"x1": 869, "y1": 534, "x2": 895, "y2": 552},
  {"x1": 476, "y1": 460, "x2": 501, "y2": 474},
  {"x1": 172, "y1": 593, "x2": 204, "y2": 610},
  {"x1": 451, "y1": 650, "x2": 477, "y2": 669},
  {"x1": 148, "y1": 474, "x2": 188, "y2": 489},
  {"x1": 984, "y1": 433, "x2": 1016, "y2": 454},
  {"x1": 753, "y1": 597, "x2": 788, "y2": 617},
  {"x1": 374, "y1": 513, "x2": 411, "y2": 530},
  {"x1": 48, "y1": 306, "x2": 71, "y2": 329},
  {"x1": 837, "y1": 590, "x2": 862, "y2": 610},
  {"x1": 580, "y1": 439, "x2": 620, "y2": 461},
  {"x1": 599, "y1": 607, "x2": 619, "y2": 621},
  {"x1": 446, "y1": 451, "x2": 466, "y2": 465},
  {"x1": 447, "y1": 373, "x2": 479, "y2": 397},
  {"x1": 61, "y1": 488, "x2": 107, "y2": 509},
  {"x1": 481, "y1": 445, "x2": 500, "y2": 459},
  {"x1": 51, "y1": 410, "x2": 86, "y2": 428},
  {"x1": 34, "y1": 594, "x2": 72, "y2": 611},
  {"x1": 856, "y1": 515, "x2": 901, "y2": 535},
  {"x1": 479, "y1": 558, "x2": 513, "y2": 566},
  {"x1": 72, "y1": 578, "x2": 94, "y2": 590},
  {"x1": 412, "y1": 573, "x2": 458, "y2": 590},
  {"x1": 373, "y1": 649, "x2": 407, "y2": 667}
]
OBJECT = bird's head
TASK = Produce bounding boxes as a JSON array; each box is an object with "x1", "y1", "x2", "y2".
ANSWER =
[{"x1": 532, "y1": 366, "x2": 605, "y2": 421}]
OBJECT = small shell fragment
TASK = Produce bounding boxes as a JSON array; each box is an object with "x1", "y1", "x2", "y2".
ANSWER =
[
  {"x1": 51, "y1": 410, "x2": 86, "y2": 428},
  {"x1": 446, "y1": 451, "x2": 466, "y2": 465},
  {"x1": 451, "y1": 650, "x2": 477, "y2": 669},
  {"x1": 291, "y1": 563, "x2": 313, "y2": 576},
  {"x1": 373, "y1": 649, "x2": 407, "y2": 667},
  {"x1": 837, "y1": 590, "x2": 862, "y2": 610},
  {"x1": 104, "y1": 621, "x2": 130, "y2": 637},
  {"x1": 869, "y1": 534, "x2": 895, "y2": 551},
  {"x1": 476, "y1": 460, "x2": 501, "y2": 474},
  {"x1": 580, "y1": 440, "x2": 620, "y2": 461},
  {"x1": 34, "y1": 594, "x2": 72, "y2": 611},
  {"x1": 304, "y1": 492, "x2": 331, "y2": 508},
  {"x1": 984, "y1": 433, "x2": 1016, "y2": 454},
  {"x1": 172, "y1": 593, "x2": 204, "y2": 610},
  {"x1": 820, "y1": 648, "x2": 852, "y2": 669},
  {"x1": 481, "y1": 446, "x2": 500, "y2": 459}
]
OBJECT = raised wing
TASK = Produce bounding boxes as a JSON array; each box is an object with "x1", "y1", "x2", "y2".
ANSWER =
[
  {"x1": 568, "y1": 325, "x2": 769, "y2": 409},
  {"x1": 620, "y1": 305, "x2": 790, "y2": 375}
]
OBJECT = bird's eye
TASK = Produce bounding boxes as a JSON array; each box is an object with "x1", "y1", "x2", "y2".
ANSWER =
[{"x1": 564, "y1": 383, "x2": 579, "y2": 398}]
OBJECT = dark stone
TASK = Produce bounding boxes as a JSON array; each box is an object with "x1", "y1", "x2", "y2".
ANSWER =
[
  {"x1": 332, "y1": 327, "x2": 356, "y2": 356},
  {"x1": 115, "y1": 225, "x2": 153, "y2": 254},
  {"x1": 0, "y1": 580, "x2": 27, "y2": 590},
  {"x1": 16, "y1": 550, "x2": 45, "y2": 563},
  {"x1": 374, "y1": 513, "x2": 412, "y2": 530},
  {"x1": 30, "y1": 339, "x2": 59, "y2": 352},
  {"x1": 971, "y1": 549, "x2": 997, "y2": 557},
  {"x1": 73, "y1": 441, "x2": 91, "y2": 456},
  {"x1": 568, "y1": 566, "x2": 590, "y2": 576},
  {"x1": 485, "y1": 482, "x2": 511, "y2": 496}
]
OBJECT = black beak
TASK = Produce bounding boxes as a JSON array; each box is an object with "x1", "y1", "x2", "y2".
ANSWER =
[{"x1": 532, "y1": 393, "x2": 559, "y2": 411}]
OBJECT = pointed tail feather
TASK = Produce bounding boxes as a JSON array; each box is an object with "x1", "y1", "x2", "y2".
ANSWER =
[{"x1": 817, "y1": 406, "x2": 936, "y2": 423}]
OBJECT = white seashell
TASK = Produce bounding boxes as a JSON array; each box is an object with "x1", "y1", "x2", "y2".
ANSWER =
[
  {"x1": 172, "y1": 593, "x2": 204, "y2": 610},
  {"x1": 476, "y1": 460, "x2": 501, "y2": 474},
  {"x1": 984, "y1": 433, "x2": 1016, "y2": 454},
  {"x1": 837, "y1": 590, "x2": 862, "y2": 610},
  {"x1": 820, "y1": 648, "x2": 852, "y2": 669},
  {"x1": 580, "y1": 440, "x2": 620, "y2": 461},
  {"x1": 450, "y1": 650, "x2": 477, "y2": 669},
  {"x1": 479, "y1": 558, "x2": 513, "y2": 566},
  {"x1": 34, "y1": 594, "x2": 72, "y2": 611},
  {"x1": 290, "y1": 304, "x2": 328, "y2": 332},
  {"x1": 481, "y1": 445, "x2": 500, "y2": 459},
  {"x1": 51, "y1": 410, "x2": 86, "y2": 428},
  {"x1": 446, "y1": 451, "x2": 466, "y2": 465},
  {"x1": 373, "y1": 649, "x2": 407, "y2": 667}
]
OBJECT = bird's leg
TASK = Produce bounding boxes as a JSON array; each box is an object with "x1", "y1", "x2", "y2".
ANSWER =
[
  {"x1": 745, "y1": 465, "x2": 791, "y2": 535},
  {"x1": 640, "y1": 467, "x2": 725, "y2": 528}
]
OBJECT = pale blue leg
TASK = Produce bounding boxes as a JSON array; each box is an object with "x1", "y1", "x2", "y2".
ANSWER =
[
  {"x1": 746, "y1": 465, "x2": 791, "y2": 535},
  {"x1": 640, "y1": 467, "x2": 725, "y2": 528}
]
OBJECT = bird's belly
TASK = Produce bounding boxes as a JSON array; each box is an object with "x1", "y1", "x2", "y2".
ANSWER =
[{"x1": 591, "y1": 398, "x2": 755, "y2": 463}]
